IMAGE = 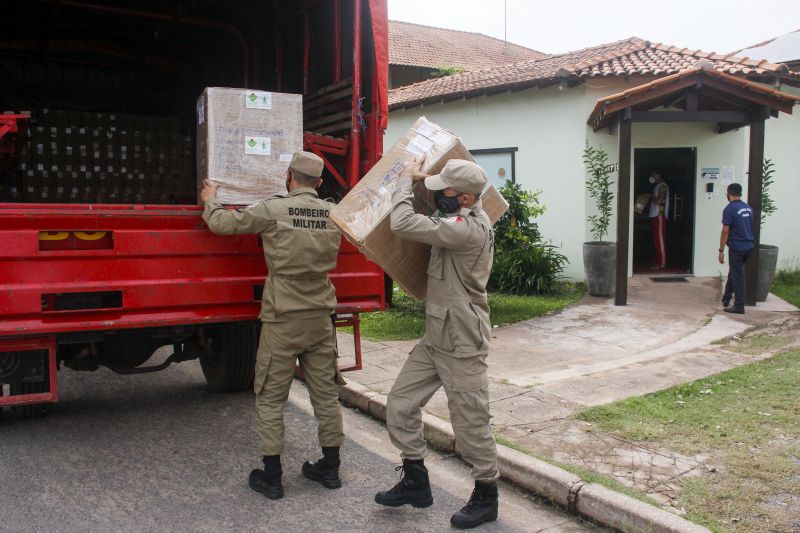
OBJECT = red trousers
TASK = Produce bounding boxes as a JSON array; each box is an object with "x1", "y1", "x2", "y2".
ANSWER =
[{"x1": 651, "y1": 215, "x2": 667, "y2": 268}]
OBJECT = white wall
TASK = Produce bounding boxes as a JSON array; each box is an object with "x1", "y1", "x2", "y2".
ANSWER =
[
  {"x1": 388, "y1": 78, "x2": 800, "y2": 281},
  {"x1": 388, "y1": 85, "x2": 595, "y2": 280},
  {"x1": 763, "y1": 84, "x2": 800, "y2": 271}
]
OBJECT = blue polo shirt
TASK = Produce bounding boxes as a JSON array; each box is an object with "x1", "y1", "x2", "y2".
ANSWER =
[{"x1": 722, "y1": 199, "x2": 755, "y2": 252}]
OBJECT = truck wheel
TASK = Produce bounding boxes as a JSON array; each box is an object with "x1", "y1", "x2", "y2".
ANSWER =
[
  {"x1": 10, "y1": 380, "x2": 50, "y2": 419},
  {"x1": 199, "y1": 323, "x2": 258, "y2": 393}
]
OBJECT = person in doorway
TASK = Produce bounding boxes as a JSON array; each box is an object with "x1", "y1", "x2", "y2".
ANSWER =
[
  {"x1": 376, "y1": 158, "x2": 499, "y2": 530},
  {"x1": 200, "y1": 151, "x2": 345, "y2": 500},
  {"x1": 719, "y1": 182, "x2": 755, "y2": 314},
  {"x1": 648, "y1": 171, "x2": 670, "y2": 269}
]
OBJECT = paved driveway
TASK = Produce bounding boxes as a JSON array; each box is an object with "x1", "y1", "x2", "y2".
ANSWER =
[{"x1": 0, "y1": 361, "x2": 594, "y2": 533}]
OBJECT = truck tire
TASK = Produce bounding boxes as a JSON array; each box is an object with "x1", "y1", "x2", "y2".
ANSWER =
[
  {"x1": 10, "y1": 380, "x2": 50, "y2": 419},
  {"x1": 199, "y1": 323, "x2": 258, "y2": 393}
]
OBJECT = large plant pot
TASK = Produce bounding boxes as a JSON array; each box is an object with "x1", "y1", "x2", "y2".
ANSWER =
[
  {"x1": 756, "y1": 244, "x2": 779, "y2": 302},
  {"x1": 583, "y1": 241, "x2": 616, "y2": 297}
]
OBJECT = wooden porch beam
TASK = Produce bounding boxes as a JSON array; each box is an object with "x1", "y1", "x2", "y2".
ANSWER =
[
  {"x1": 745, "y1": 119, "x2": 765, "y2": 306},
  {"x1": 715, "y1": 122, "x2": 748, "y2": 134},
  {"x1": 630, "y1": 110, "x2": 752, "y2": 123},
  {"x1": 615, "y1": 115, "x2": 632, "y2": 306},
  {"x1": 699, "y1": 87, "x2": 759, "y2": 112},
  {"x1": 686, "y1": 89, "x2": 698, "y2": 112},
  {"x1": 603, "y1": 77, "x2": 698, "y2": 115},
  {"x1": 702, "y1": 77, "x2": 795, "y2": 114}
]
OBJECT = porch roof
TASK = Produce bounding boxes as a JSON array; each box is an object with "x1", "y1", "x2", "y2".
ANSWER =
[{"x1": 588, "y1": 63, "x2": 800, "y2": 131}]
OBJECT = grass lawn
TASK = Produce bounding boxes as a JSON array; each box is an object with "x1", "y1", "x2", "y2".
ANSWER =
[
  {"x1": 356, "y1": 284, "x2": 584, "y2": 341},
  {"x1": 772, "y1": 269, "x2": 800, "y2": 307},
  {"x1": 576, "y1": 345, "x2": 800, "y2": 533}
]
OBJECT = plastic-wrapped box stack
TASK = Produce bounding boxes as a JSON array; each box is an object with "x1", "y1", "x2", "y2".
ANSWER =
[
  {"x1": 2, "y1": 109, "x2": 193, "y2": 204},
  {"x1": 331, "y1": 117, "x2": 509, "y2": 299},
  {"x1": 196, "y1": 88, "x2": 303, "y2": 205}
]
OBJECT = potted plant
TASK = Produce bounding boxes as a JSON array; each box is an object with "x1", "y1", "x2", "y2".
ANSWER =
[
  {"x1": 583, "y1": 142, "x2": 616, "y2": 297},
  {"x1": 756, "y1": 158, "x2": 779, "y2": 302}
]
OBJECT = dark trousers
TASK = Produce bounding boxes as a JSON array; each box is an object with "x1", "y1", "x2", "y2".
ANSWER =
[{"x1": 723, "y1": 248, "x2": 752, "y2": 309}]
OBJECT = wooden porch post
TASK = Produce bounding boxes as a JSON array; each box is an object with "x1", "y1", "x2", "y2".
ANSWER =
[
  {"x1": 745, "y1": 119, "x2": 765, "y2": 306},
  {"x1": 615, "y1": 114, "x2": 632, "y2": 306}
]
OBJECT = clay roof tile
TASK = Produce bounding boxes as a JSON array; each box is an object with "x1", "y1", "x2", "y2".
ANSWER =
[
  {"x1": 389, "y1": 37, "x2": 800, "y2": 109},
  {"x1": 389, "y1": 20, "x2": 548, "y2": 70}
]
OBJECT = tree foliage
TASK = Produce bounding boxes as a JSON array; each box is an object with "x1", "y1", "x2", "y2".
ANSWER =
[
  {"x1": 490, "y1": 181, "x2": 569, "y2": 295},
  {"x1": 583, "y1": 142, "x2": 614, "y2": 242}
]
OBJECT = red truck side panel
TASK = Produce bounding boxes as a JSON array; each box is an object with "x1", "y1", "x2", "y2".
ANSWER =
[{"x1": 0, "y1": 203, "x2": 385, "y2": 337}]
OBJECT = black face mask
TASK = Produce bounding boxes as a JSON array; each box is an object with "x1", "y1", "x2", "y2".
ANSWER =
[{"x1": 434, "y1": 190, "x2": 461, "y2": 214}]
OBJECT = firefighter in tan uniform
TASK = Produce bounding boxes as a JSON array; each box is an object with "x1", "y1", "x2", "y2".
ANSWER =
[
  {"x1": 375, "y1": 159, "x2": 499, "y2": 529},
  {"x1": 200, "y1": 151, "x2": 345, "y2": 501}
]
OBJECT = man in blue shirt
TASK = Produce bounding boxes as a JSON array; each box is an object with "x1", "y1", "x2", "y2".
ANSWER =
[{"x1": 719, "y1": 183, "x2": 755, "y2": 314}]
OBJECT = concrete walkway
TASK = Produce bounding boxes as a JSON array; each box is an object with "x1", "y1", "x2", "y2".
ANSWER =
[{"x1": 338, "y1": 276, "x2": 799, "y2": 512}]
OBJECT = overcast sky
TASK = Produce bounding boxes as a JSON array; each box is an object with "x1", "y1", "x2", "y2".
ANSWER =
[{"x1": 388, "y1": 0, "x2": 800, "y2": 56}]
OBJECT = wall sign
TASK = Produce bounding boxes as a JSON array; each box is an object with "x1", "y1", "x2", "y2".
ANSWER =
[{"x1": 701, "y1": 167, "x2": 720, "y2": 181}]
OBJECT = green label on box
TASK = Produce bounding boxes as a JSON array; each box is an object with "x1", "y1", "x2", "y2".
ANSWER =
[
  {"x1": 245, "y1": 90, "x2": 272, "y2": 110},
  {"x1": 244, "y1": 136, "x2": 270, "y2": 156}
]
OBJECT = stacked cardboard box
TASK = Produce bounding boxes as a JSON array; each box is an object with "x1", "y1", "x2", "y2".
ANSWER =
[
  {"x1": 196, "y1": 88, "x2": 303, "y2": 205},
  {"x1": 331, "y1": 117, "x2": 509, "y2": 299},
  {"x1": 2, "y1": 109, "x2": 194, "y2": 204}
]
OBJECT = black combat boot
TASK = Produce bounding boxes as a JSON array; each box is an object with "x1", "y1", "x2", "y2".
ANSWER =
[
  {"x1": 450, "y1": 480, "x2": 499, "y2": 529},
  {"x1": 249, "y1": 455, "x2": 284, "y2": 500},
  {"x1": 302, "y1": 446, "x2": 342, "y2": 489},
  {"x1": 374, "y1": 459, "x2": 433, "y2": 508}
]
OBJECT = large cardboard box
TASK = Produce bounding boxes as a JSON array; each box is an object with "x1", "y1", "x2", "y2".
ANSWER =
[
  {"x1": 196, "y1": 88, "x2": 303, "y2": 205},
  {"x1": 331, "y1": 117, "x2": 509, "y2": 299}
]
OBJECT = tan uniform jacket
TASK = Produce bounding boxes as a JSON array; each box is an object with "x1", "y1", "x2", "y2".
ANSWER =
[
  {"x1": 203, "y1": 188, "x2": 340, "y2": 322},
  {"x1": 390, "y1": 176, "x2": 494, "y2": 357}
]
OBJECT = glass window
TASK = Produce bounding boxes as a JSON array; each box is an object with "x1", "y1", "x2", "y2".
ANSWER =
[{"x1": 469, "y1": 148, "x2": 517, "y2": 190}]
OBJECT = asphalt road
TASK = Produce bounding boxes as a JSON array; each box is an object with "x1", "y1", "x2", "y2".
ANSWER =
[{"x1": 0, "y1": 358, "x2": 597, "y2": 533}]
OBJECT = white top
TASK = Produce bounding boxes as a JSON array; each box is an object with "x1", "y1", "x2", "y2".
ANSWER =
[{"x1": 649, "y1": 182, "x2": 670, "y2": 218}]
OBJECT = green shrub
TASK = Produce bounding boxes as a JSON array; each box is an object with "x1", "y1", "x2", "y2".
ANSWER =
[
  {"x1": 489, "y1": 181, "x2": 569, "y2": 295},
  {"x1": 491, "y1": 242, "x2": 569, "y2": 294}
]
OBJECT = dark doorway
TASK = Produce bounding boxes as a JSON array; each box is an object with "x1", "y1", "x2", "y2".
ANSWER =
[{"x1": 633, "y1": 148, "x2": 696, "y2": 274}]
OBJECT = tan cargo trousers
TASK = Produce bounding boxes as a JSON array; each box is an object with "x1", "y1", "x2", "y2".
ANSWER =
[
  {"x1": 254, "y1": 315, "x2": 344, "y2": 456},
  {"x1": 387, "y1": 343, "x2": 499, "y2": 481}
]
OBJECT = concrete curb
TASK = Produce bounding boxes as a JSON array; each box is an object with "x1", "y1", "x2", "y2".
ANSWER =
[{"x1": 339, "y1": 381, "x2": 710, "y2": 533}]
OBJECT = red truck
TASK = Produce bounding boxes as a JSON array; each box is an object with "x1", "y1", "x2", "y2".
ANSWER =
[{"x1": 0, "y1": 0, "x2": 389, "y2": 417}]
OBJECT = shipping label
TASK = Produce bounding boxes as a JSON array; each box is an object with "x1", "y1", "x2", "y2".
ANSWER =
[
  {"x1": 245, "y1": 136, "x2": 271, "y2": 156},
  {"x1": 406, "y1": 135, "x2": 434, "y2": 157},
  {"x1": 430, "y1": 130, "x2": 454, "y2": 148},
  {"x1": 245, "y1": 90, "x2": 272, "y2": 110},
  {"x1": 415, "y1": 121, "x2": 436, "y2": 137}
]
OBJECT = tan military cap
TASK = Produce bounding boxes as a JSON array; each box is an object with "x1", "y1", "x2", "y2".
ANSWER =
[
  {"x1": 424, "y1": 159, "x2": 488, "y2": 194},
  {"x1": 289, "y1": 151, "x2": 324, "y2": 178}
]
